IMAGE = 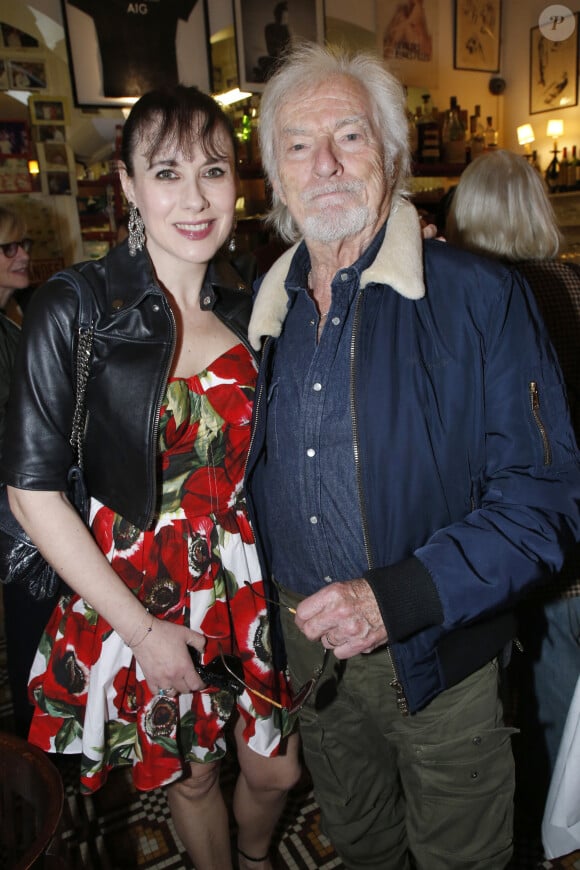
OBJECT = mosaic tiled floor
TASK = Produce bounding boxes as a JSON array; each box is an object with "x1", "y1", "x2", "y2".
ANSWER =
[{"x1": 1, "y1": 591, "x2": 579, "y2": 869}]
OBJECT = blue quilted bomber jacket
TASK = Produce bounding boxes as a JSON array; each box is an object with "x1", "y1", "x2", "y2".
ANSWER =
[{"x1": 244, "y1": 198, "x2": 580, "y2": 716}]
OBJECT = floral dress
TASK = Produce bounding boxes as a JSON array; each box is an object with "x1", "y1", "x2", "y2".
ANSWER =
[{"x1": 28, "y1": 343, "x2": 292, "y2": 793}]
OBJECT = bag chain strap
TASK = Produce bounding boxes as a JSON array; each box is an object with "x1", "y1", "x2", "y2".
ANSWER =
[{"x1": 69, "y1": 324, "x2": 94, "y2": 471}]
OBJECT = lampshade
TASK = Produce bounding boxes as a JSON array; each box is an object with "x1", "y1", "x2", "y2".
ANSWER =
[
  {"x1": 213, "y1": 87, "x2": 253, "y2": 106},
  {"x1": 27, "y1": 159, "x2": 40, "y2": 175},
  {"x1": 516, "y1": 124, "x2": 535, "y2": 146},
  {"x1": 547, "y1": 119, "x2": 564, "y2": 139}
]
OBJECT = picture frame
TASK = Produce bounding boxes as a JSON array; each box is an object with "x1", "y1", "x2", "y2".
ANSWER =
[
  {"x1": 0, "y1": 120, "x2": 29, "y2": 156},
  {"x1": 454, "y1": 0, "x2": 501, "y2": 73},
  {"x1": 378, "y1": 0, "x2": 439, "y2": 89},
  {"x1": 28, "y1": 95, "x2": 71, "y2": 127},
  {"x1": 61, "y1": 0, "x2": 211, "y2": 108},
  {"x1": 234, "y1": 0, "x2": 325, "y2": 93},
  {"x1": 0, "y1": 157, "x2": 32, "y2": 193},
  {"x1": 0, "y1": 22, "x2": 40, "y2": 48},
  {"x1": 6, "y1": 58, "x2": 48, "y2": 90},
  {"x1": 33, "y1": 124, "x2": 67, "y2": 143},
  {"x1": 529, "y1": 16, "x2": 579, "y2": 114}
]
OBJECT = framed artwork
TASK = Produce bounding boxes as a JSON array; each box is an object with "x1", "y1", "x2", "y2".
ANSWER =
[
  {"x1": 0, "y1": 157, "x2": 32, "y2": 193},
  {"x1": 234, "y1": 0, "x2": 325, "y2": 93},
  {"x1": 6, "y1": 58, "x2": 48, "y2": 90},
  {"x1": 0, "y1": 120, "x2": 29, "y2": 156},
  {"x1": 378, "y1": 0, "x2": 439, "y2": 89},
  {"x1": 529, "y1": 16, "x2": 579, "y2": 114},
  {"x1": 33, "y1": 124, "x2": 67, "y2": 143},
  {"x1": 61, "y1": 0, "x2": 211, "y2": 108},
  {"x1": 28, "y1": 95, "x2": 71, "y2": 126},
  {"x1": 0, "y1": 22, "x2": 40, "y2": 48},
  {"x1": 454, "y1": 0, "x2": 501, "y2": 72},
  {"x1": 43, "y1": 170, "x2": 73, "y2": 196}
]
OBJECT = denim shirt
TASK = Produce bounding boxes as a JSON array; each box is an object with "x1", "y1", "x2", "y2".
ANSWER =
[{"x1": 255, "y1": 229, "x2": 385, "y2": 596}]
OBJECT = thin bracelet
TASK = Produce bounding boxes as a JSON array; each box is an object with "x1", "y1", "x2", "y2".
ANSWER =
[{"x1": 126, "y1": 607, "x2": 154, "y2": 648}]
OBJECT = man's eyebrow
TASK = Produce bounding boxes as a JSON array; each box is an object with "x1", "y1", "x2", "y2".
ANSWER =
[{"x1": 281, "y1": 115, "x2": 370, "y2": 136}]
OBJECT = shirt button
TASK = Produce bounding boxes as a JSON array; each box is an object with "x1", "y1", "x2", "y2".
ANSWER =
[
  {"x1": 331, "y1": 316, "x2": 340, "y2": 325},
  {"x1": 323, "y1": 575, "x2": 333, "y2": 583},
  {"x1": 313, "y1": 382, "x2": 322, "y2": 392},
  {"x1": 151, "y1": 303, "x2": 160, "y2": 312},
  {"x1": 306, "y1": 448, "x2": 316, "y2": 457},
  {"x1": 309, "y1": 515, "x2": 318, "y2": 524},
  {"x1": 340, "y1": 272, "x2": 349, "y2": 282}
]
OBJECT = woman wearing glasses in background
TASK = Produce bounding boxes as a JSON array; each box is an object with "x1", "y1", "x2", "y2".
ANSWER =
[
  {"x1": 0, "y1": 208, "x2": 32, "y2": 443},
  {"x1": 0, "y1": 208, "x2": 50, "y2": 740},
  {"x1": 0, "y1": 89, "x2": 300, "y2": 870}
]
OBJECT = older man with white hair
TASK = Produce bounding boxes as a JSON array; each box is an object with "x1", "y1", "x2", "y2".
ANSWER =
[{"x1": 244, "y1": 41, "x2": 580, "y2": 870}]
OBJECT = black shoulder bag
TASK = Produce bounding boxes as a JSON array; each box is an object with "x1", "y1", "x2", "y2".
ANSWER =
[{"x1": 0, "y1": 268, "x2": 95, "y2": 600}]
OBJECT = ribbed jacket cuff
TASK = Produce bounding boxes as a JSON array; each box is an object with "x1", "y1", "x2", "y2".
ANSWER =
[{"x1": 365, "y1": 556, "x2": 444, "y2": 642}]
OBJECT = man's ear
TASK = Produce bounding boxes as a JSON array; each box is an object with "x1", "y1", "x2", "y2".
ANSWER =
[{"x1": 271, "y1": 176, "x2": 287, "y2": 206}]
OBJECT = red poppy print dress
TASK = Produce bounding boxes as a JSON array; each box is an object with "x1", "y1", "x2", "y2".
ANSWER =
[{"x1": 28, "y1": 343, "x2": 292, "y2": 793}]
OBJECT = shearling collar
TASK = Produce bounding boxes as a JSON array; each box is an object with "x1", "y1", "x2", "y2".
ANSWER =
[{"x1": 248, "y1": 196, "x2": 425, "y2": 350}]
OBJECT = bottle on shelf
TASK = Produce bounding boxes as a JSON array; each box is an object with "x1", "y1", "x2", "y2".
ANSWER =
[
  {"x1": 570, "y1": 145, "x2": 579, "y2": 189},
  {"x1": 484, "y1": 116, "x2": 498, "y2": 150},
  {"x1": 469, "y1": 105, "x2": 485, "y2": 160},
  {"x1": 417, "y1": 93, "x2": 440, "y2": 163},
  {"x1": 441, "y1": 96, "x2": 466, "y2": 164},
  {"x1": 545, "y1": 143, "x2": 560, "y2": 193},
  {"x1": 559, "y1": 146, "x2": 569, "y2": 190}
]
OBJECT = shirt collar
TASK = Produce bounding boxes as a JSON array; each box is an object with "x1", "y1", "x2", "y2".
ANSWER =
[{"x1": 249, "y1": 196, "x2": 425, "y2": 350}]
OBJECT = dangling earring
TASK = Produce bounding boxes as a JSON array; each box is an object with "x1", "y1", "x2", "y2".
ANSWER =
[
  {"x1": 227, "y1": 221, "x2": 237, "y2": 253},
  {"x1": 127, "y1": 202, "x2": 145, "y2": 257}
]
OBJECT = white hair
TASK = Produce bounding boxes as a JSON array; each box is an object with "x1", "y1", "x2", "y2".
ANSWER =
[{"x1": 259, "y1": 41, "x2": 411, "y2": 243}]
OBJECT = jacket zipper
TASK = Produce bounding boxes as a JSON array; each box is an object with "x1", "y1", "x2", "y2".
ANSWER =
[
  {"x1": 529, "y1": 381, "x2": 552, "y2": 466},
  {"x1": 350, "y1": 292, "x2": 409, "y2": 716}
]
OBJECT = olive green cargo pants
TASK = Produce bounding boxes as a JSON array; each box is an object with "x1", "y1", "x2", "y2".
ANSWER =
[{"x1": 279, "y1": 586, "x2": 515, "y2": 870}]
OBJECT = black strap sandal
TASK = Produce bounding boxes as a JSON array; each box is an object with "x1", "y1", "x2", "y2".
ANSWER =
[{"x1": 238, "y1": 847, "x2": 270, "y2": 863}]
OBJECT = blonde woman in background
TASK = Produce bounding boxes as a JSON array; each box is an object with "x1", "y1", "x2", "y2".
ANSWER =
[{"x1": 447, "y1": 148, "x2": 580, "y2": 846}]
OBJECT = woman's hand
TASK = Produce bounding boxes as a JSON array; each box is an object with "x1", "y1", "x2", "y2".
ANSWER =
[{"x1": 130, "y1": 619, "x2": 207, "y2": 697}]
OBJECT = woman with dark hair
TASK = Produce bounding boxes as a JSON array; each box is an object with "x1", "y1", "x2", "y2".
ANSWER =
[{"x1": 1, "y1": 86, "x2": 300, "y2": 870}]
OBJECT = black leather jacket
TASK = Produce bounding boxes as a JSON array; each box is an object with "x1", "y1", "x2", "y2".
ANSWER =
[{"x1": 0, "y1": 242, "x2": 257, "y2": 530}]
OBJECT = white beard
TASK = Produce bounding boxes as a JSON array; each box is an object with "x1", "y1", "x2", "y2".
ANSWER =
[{"x1": 303, "y1": 204, "x2": 372, "y2": 242}]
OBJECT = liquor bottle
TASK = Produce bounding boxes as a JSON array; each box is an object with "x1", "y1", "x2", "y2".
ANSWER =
[
  {"x1": 469, "y1": 105, "x2": 485, "y2": 160},
  {"x1": 484, "y1": 116, "x2": 498, "y2": 150},
  {"x1": 417, "y1": 94, "x2": 440, "y2": 163},
  {"x1": 545, "y1": 145, "x2": 560, "y2": 193},
  {"x1": 571, "y1": 145, "x2": 580, "y2": 189},
  {"x1": 559, "y1": 146, "x2": 569, "y2": 190},
  {"x1": 441, "y1": 96, "x2": 466, "y2": 164}
]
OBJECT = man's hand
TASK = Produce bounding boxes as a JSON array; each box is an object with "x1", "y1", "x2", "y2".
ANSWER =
[{"x1": 294, "y1": 579, "x2": 388, "y2": 659}]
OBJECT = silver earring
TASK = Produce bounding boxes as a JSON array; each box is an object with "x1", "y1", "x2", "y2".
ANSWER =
[
  {"x1": 228, "y1": 234, "x2": 237, "y2": 253},
  {"x1": 128, "y1": 203, "x2": 145, "y2": 257}
]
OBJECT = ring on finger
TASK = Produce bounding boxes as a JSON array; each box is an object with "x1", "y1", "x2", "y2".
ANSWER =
[{"x1": 157, "y1": 687, "x2": 174, "y2": 697}]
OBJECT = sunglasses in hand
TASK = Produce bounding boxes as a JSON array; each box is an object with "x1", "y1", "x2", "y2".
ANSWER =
[{"x1": 188, "y1": 642, "x2": 327, "y2": 716}]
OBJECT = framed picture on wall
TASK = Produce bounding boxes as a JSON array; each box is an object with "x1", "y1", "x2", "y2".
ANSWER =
[
  {"x1": 61, "y1": 0, "x2": 211, "y2": 108},
  {"x1": 6, "y1": 58, "x2": 48, "y2": 90},
  {"x1": 0, "y1": 120, "x2": 29, "y2": 156},
  {"x1": 378, "y1": 0, "x2": 439, "y2": 88},
  {"x1": 453, "y1": 0, "x2": 501, "y2": 72},
  {"x1": 29, "y1": 95, "x2": 71, "y2": 126},
  {"x1": 234, "y1": 0, "x2": 325, "y2": 93},
  {"x1": 529, "y1": 16, "x2": 579, "y2": 114}
]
